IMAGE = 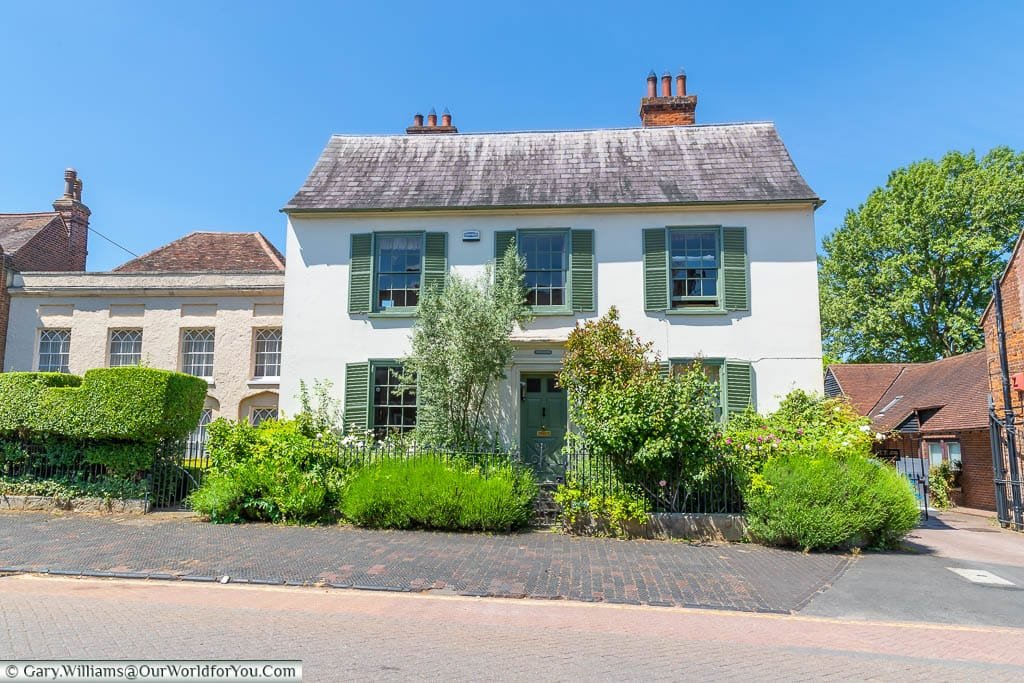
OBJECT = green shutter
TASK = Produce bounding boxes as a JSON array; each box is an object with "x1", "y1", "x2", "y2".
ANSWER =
[
  {"x1": 494, "y1": 230, "x2": 516, "y2": 266},
  {"x1": 348, "y1": 233, "x2": 374, "y2": 314},
  {"x1": 658, "y1": 360, "x2": 671, "y2": 378},
  {"x1": 643, "y1": 228, "x2": 668, "y2": 311},
  {"x1": 722, "y1": 227, "x2": 749, "y2": 312},
  {"x1": 723, "y1": 361, "x2": 754, "y2": 417},
  {"x1": 569, "y1": 229, "x2": 595, "y2": 312},
  {"x1": 343, "y1": 362, "x2": 370, "y2": 431},
  {"x1": 422, "y1": 232, "x2": 448, "y2": 295}
]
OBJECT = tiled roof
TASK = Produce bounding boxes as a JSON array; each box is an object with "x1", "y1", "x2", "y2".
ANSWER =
[
  {"x1": 112, "y1": 232, "x2": 284, "y2": 273},
  {"x1": 831, "y1": 351, "x2": 989, "y2": 433},
  {"x1": 284, "y1": 123, "x2": 819, "y2": 212},
  {"x1": 826, "y1": 364, "x2": 908, "y2": 416},
  {"x1": 0, "y1": 212, "x2": 64, "y2": 254}
]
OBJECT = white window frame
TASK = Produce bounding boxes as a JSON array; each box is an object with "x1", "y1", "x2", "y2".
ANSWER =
[
  {"x1": 37, "y1": 329, "x2": 71, "y2": 373},
  {"x1": 253, "y1": 328, "x2": 282, "y2": 379},
  {"x1": 181, "y1": 329, "x2": 215, "y2": 379},
  {"x1": 108, "y1": 329, "x2": 143, "y2": 367}
]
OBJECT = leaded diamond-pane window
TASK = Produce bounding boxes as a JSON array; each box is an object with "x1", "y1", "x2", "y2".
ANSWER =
[
  {"x1": 670, "y1": 229, "x2": 719, "y2": 308},
  {"x1": 109, "y1": 329, "x2": 142, "y2": 367},
  {"x1": 519, "y1": 232, "x2": 567, "y2": 307},
  {"x1": 253, "y1": 328, "x2": 282, "y2": 378},
  {"x1": 376, "y1": 235, "x2": 422, "y2": 310},
  {"x1": 182, "y1": 329, "x2": 215, "y2": 378},
  {"x1": 38, "y1": 329, "x2": 70, "y2": 373},
  {"x1": 371, "y1": 364, "x2": 417, "y2": 437},
  {"x1": 250, "y1": 407, "x2": 278, "y2": 426}
]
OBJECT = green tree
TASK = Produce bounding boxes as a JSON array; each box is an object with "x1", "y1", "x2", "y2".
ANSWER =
[
  {"x1": 401, "y1": 243, "x2": 531, "y2": 447},
  {"x1": 819, "y1": 147, "x2": 1024, "y2": 362},
  {"x1": 559, "y1": 308, "x2": 721, "y2": 511}
]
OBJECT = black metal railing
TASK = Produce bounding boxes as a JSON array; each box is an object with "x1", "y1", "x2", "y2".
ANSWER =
[
  {"x1": 562, "y1": 448, "x2": 745, "y2": 514},
  {"x1": 0, "y1": 441, "x2": 149, "y2": 502}
]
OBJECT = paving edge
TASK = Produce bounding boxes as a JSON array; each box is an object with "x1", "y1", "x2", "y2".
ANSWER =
[{"x1": 0, "y1": 567, "x2": 805, "y2": 613}]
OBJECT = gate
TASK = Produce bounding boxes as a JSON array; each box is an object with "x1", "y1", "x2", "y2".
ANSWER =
[
  {"x1": 149, "y1": 411, "x2": 212, "y2": 509},
  {"x1": 988, "y1": 274, "x2": 1024, "y2": 530},
  {"x1": 989, "y1": 409, "x2": 1024, "y2": 530}
]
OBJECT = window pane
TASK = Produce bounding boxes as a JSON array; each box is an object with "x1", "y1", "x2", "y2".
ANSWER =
[
  {"x1": 928, "y1": 443, "x2": 944, "y2": 467},
  {"x1": 371, "y1": 363, "x2": 417, "y2": 438},
  {"x1": 38, "y1": 329, "x2": 71, "y2": 373},
  {"x1": 376, "y1": 235, "x2": 422, "y2": 310},
  {"x1": 670, "y1": 230, "x2": 719, "y2": 309},
  {"x1": 109, "y1": 329, "x2": 142, "y2": 367},
  {"x1": 250, "y1": 407, "x2": 278, "y2": 426},
  {"x1": 182, "y1": 329, "x2": 215, "y2": 378},
  {"x1": 253, "y1": 328, "x2": 282, "y2": 378},
  {"x1": 519, "y1": 232, "x2": 568, "y2": 308},
  {"x1": 946, "y1": 442, "x2": 962, "y2": 465},
  {"x1": 187, "y1": 409, "x2": 213, "y2": 460}
]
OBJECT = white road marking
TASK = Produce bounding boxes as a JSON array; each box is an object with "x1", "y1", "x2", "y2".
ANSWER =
[{"x1": 946, "y1": 568, "x2": 1016, "y2": 586}]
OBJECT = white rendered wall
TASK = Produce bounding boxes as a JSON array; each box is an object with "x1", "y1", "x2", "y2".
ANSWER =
[
  {"x1": 280, "y1": 204, "x2": 824, "y2": 437},
  {"x1": 5, "y1": 274, "x2": 284, "y2": 421}
]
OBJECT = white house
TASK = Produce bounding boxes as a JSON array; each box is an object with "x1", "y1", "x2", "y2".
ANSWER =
[{"x1": 280, "y1": 72, "x2": 824, "y2": 472}]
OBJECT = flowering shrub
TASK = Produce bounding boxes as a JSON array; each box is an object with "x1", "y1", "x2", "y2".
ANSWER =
[
  {"x1": 559, "y1": 308, "x2": 721, "y2": 511},
  {"x1": 722, "y1": 390, "x2": 879, "y2": 478},
  {"x1": 553, "y1": 478, "x2": 650, "y2": 536}
]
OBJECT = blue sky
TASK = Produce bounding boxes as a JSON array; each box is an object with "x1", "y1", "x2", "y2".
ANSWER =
[{"x1": 1, "y1": 1, "x2": 1022, "y2": 270}]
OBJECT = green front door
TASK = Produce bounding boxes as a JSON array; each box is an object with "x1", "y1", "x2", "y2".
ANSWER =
[{"x1": 519, "y1": 373, "x2": 567, "y2": 481}]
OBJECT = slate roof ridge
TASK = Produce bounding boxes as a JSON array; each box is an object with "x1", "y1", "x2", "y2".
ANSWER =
[
  {"x1": 325, "y1": 121, "x2": 779, "y2": 139},
  {"x1": 0, "y1": 211, "x2": 61, "y2": 218}
]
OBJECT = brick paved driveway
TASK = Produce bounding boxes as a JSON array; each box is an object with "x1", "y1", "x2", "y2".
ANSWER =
[
  {"x1": 2, "y1": 575, "x2": 1022, "y2": 681},
  {"x1": 0, "y1": 511, "x2": 848, "y2": 612}
]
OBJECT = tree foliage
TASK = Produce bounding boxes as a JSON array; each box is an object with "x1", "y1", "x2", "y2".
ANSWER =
[
  {"x1": 819, "y1": 147, "x2": 1024, "y2": 362},
  {"x1": 559, "y1": 307, "x2": 721, "y2": 511},
  {"x1": 401, "y1": 243, "x2": 531, "y2": 447}
]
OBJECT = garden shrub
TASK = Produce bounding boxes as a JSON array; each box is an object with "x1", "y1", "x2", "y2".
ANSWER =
[
  {"x1": 559, "y1": 308, "x2": 722, "y2": 511},
  {"x1": 0, "y1": 368, "x2": 206, "y2": 441},
  {"x1": 187, "y1": 417, "x2": 344, "y2": 524},
  {"x1": 0, "y1": 474, "x2": 147, "y2": 502},
  {"x1": 340, "y1": 457, "x2": 537, "y2": 532},
  {"x1": 928, "y1": 461, "x2": 960, "y2": 509},
  {"x1": 554, "y1": 479, "x2": 650, "y2": 537},
  {"x1": 745, "y1": 452, "x2": 920, "y2": 551}
]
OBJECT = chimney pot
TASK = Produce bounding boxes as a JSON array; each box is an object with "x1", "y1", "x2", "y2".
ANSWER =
[
  {"x1": 427, "y1": 108, "x2": 437, "y2": 127},
  {"x1": 676, "y1": 70, "x2": 687, "y2": 97},
  {"x1": 63, "y1": 168, "x2": 77, "y2": 198},
  {"x1": 74, "y1": 178, "x2": 82, "y2": 202},
  {"x1": 646, "y1": 71, "x2": 657, "y2": 98},
  {"x1": 413, "y1": 113, "x2": 424, "y2": 127},
  {"x1": 441, "y1": 107, "x2": 452, "y2": 127},
  {"x1": 661, "y1": 71, "x2": 672, "y2": 97}
]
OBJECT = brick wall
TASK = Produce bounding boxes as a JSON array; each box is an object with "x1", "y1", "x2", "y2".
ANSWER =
[
  {"x1": 10, "y1": 216, "x2": 79, "y2": 272},
  {"x1": 959, "y1": 428, "x2": 996, "y2": 511}
]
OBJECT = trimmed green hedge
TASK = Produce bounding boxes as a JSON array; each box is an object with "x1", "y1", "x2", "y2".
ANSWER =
[{"x1": 0, "y1": 368, "x2": 207, "y2": 441}]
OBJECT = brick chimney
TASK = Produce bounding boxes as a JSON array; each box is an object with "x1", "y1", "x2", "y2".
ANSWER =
[
  {"x1": 51, "y1": 168, "x2": 90, "y2": 271},
  {"x1": 406, "y1": 107, "x2": 459, "y2": 134},
  {"x1": 640, "y1": 69, "x2": 697, "y2": 127}
]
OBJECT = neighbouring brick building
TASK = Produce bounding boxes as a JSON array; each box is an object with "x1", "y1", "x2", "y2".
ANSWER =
[
  {"x1": 0, "y1": 169, "x2": 90, "y2": 368},
  {"x1": 825, "y1": 351, "x2": 995, "y2": 511},
  {"x1": 982, "y1": 231, "x2": 1024, "y2": 523}
]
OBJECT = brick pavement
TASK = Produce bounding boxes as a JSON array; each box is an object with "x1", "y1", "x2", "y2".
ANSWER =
[
  {"x1": 0, "y1": 511, "x2": 848, "y2": 612},
  {"x1": 1, "y1": 575, "x2": 1022, "y2": 681}
]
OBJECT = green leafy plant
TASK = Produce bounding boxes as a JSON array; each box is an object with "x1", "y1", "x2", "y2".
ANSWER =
[
  {"x1": 340, "y1": 456, "x2": 537, "y2": 532},
  {"x1": 745, "y1": 453, "x2": 920, "y2": 551},
  {"x1": 553, "y1": 479, "x2": 650, "y2": 537},
  {"x1": 0, "y1": 474, "x2": 147, "y2": 502},
  {"x1": 399, "y1": 242, "x2": 531, "y2": 448},
  {"x1": 929, "y1": 461, "x2": 960, "y2": 509},
  {"x1": 187, "y1": 418, "x2": 345, "y2": 524},
  {"x1": 559, "y1": 307, "x2": 721, "y2": 510},
  {"x1": 0, "y1": 368, "x2": 206, "y2": 442}
]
